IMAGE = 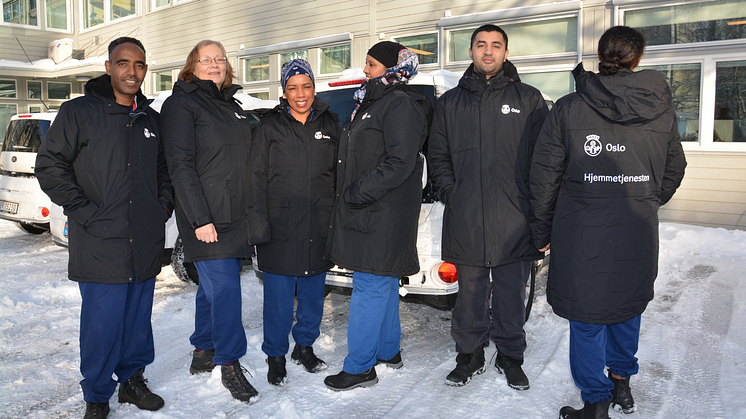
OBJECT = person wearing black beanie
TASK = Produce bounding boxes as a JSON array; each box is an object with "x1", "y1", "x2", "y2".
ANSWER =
[{"x1": 366, "y1": 41, "x2": 404, "y2": 69}]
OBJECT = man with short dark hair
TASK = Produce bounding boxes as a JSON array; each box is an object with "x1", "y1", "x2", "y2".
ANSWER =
[
  {"x1": 429, "y1": 24, "x2": 548, "y2": 389},
  {"x1": 36, "y1": 37, "x2": 173, "y2": 419}
]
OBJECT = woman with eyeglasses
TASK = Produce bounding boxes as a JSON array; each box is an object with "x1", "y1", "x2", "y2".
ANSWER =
[{"x1": 160, "y1": 40, "x2": 258, "y2": 404}]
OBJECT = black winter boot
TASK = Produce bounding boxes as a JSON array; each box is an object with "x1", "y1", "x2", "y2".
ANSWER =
[
  {"x1": 83, "y1": 402, "x2": 109, "y2": 419},
  {"x1": 324, "y1": 367, "x2": 378, "y2": 391},
  {"x1": 291, "y1": 344, "x2": 327, "y2": 373},
  {"x1": 559, "y1": 399, "x2": 611, "y2": 419},
  {"x1": 445, "y1": 346, "x2": 486, "y2": 386},
  {"x1": 376, "y1": 351, "x2": 403, "y2": 369},
  {"x1": 609, "y1": 371, "x2": 637, "y2": 414},
  {"x1": 190, "y1": 348, "x2": 216, "y2": 374},
  {"x1": 221, "y1": 361, "x2": 259, "y2": 403},
  {"x1": 267, "y1": 356, "x2": 287, "y2": 386},
  {"x1": 118, "y1": 368, "x2": 165, "y2": 411},
  {"x1": 495, "y1": 351, "x2": 530, "y2": 390}
]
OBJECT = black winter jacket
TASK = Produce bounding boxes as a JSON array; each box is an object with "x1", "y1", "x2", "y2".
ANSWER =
[
  {"x1": 326, "y1": 81, "x2": 426, "y2": 277},
  {"x1": 35, "y1": 75, "x2": 174, "y2": 284},
  {"x1": 248, "y1": 98, "x2": 340, "y2": 276},
  {"x1": 160, "y1": 78, "x2": 253, "y2": 263},
  {"x1": 529, "y1": 64, "x2": 687, "y2": 324},
  {"x1": 429, "y1": 61, "x2": 548, "y2": 267}
]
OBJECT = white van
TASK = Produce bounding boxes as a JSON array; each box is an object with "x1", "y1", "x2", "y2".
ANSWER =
[{"x1": 0, "y1": 112, "x2": 57, "y2": 234}]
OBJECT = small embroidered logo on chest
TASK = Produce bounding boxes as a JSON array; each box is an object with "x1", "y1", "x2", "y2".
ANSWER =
[
  {"x1": 502, "y1": 104, "x2": 521, "y2": 114},
  {"x1": 362, "y1": 113, "x2": 371, "y2": 120},
  {"x1": 143, "y1": 128, "x2": 155, "y2": 138},
  {"x1": 315, "y1": 131, "x2": 331, "y2": 140},
  {"x1": 235, "y1": 112, "x2": 246, "y2": 119}
]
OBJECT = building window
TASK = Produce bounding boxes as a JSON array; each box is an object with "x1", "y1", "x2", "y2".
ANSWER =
[
  {"x1": 248, "y1": 91, "x2": 269, "y2": 100},
  {"x1": 82, "y1": 0, "x2": 103, "y2": 28},
  {"x1": 0, "y1": 80, "x2": 17, "y2": 98},
  {"x1": 520, "y1": 71, "x2": 574, "y2": 104},
  {"x1": 152, "y1": 0, "x2": 168, "y2": 9},
  {"x1": 27, "y1": 81, "x2": 42, "y2": 99},
  {"x1": 154, "y1": 70, "x2": 173, "y2": 92},
  {"x1": 45, "y1": 0, "x2": 67, "y2": 29},
  {"x1": 2, "y1": 0, "x2": 37, "y2": 26},
  {"x1": 395, "y1": 33, "x2": 438, "y2": 65},
  {"x1": 639, "y1": 63, "x2": 701, "y2": 143},
  {"x1": 0, "y1": 104, "x2": 17, "y2": 140},
  {"x1": 111, "y1": 0, "x2": 133, "y2": 20},
  {"x1": 29, "y1": 105, "x2": 42, "y2": 112},
  {"x1": 714, "y1": 60, "x2": 746, "y2": 143},
  {"x1": 320, "y1": 44, "x2": 350, "y2": 74},
  {"x1": 280, "y1": 50, "x2": 308, "y2": 68},
  {"x1": 624, "y1": 0, "x2": 746, "y2": 46},
  {"x1": 242, "y1": 56, "x2": 269, "y2": 83},
  {"x1": 47, "y1": 82, "x2": 70, "y2": 99}
]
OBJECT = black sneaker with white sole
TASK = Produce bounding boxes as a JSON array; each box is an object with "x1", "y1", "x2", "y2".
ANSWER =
[
  {"x1": 324, "y1": 367, "x2": 378, "y2": 391},
  {"x1": 376, "y1": 351, "x2": 403, "y2": 369},
  {"x1": 495, "y1": 352, "x2": 530, "y2": 390},
  {"x1": 445, "y1": 347, "x2": 486, "y2": 386}
]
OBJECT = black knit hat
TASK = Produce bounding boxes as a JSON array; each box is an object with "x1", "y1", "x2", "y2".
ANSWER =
[{"x1": 367, "y1": 41, "x2": 404, "y2": 69}]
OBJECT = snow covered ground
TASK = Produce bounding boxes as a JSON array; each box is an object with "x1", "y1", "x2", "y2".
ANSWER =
[{"x1": 1, "y1": 219, "x2": 745, "y2": 419}]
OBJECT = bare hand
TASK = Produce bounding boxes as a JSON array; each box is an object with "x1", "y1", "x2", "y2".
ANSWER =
[
  {"x1": 538, "y1": 243, "x2": 550, "y2": 252},
  {"x1": 196, "y1": 223, "x2": 218, "y2": 243}
]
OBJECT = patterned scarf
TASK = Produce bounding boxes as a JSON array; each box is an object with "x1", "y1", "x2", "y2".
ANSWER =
[{"x1": 351, "y1": 48, "x2": 419, "y2": 122}]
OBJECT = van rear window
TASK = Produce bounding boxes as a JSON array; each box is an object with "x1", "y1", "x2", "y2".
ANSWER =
[{"x1": 2, "y1": 120, "x2": 52, "y2": 153}]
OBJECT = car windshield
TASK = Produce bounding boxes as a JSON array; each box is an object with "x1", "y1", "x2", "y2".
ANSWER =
[{"x1": 2, "y1": 120, "x2": 52, "y2": 153}]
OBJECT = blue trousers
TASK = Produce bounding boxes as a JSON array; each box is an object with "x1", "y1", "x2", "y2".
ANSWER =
[
  {"x1": 343, "y1": 272, "x2": 401, "y2": 374},
  {"x1": 452, "y1": 261, "x2": 531, "y2": 358},
  {"x1": 262, "y1": 272, "x2": 326, "y2": 357},
  {"x1": 78, "y1": 275, "x2": 156, "y2": 402},
  {"x1": 191, "y1": 258, "x2": 247, "y2": 365},
  {"x1": 569, "y1": 316, "x2": 641, "y2": 403}
]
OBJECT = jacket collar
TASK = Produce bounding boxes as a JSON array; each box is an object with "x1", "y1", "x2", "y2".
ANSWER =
[
  {"x1": 458, "y1": 60, "x2": 520, "y2": 93},
  {"x1": 85, "y1": 74, "x2": 151, "y2": 112},
  {"x1": 174, "y1": 77, "x2": 242, "y2": 103},
  {"x1": 275, "y1": 96, "x2": 333, "y2": 124}
]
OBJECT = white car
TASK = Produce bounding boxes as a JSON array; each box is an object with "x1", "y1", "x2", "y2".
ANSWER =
[{"x1": 0, "y1": 112, "x2": 57, "y2": 234}]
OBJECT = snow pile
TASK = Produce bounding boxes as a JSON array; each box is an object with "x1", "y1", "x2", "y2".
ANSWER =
[{"x1": 1, "y1": 220, "x2": 745, "y2": 418}]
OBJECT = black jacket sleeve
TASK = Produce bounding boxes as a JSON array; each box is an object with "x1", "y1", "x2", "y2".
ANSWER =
[
  {"x1": 160, "y1": 96, "x2": 212, "y2": 228},
  {"x1": 659, "y1": 115, "x2": 687, "y2": 206},
  {"x1": 34, "y1": 102, "x2": 99, "y2": 225},
  {"x1": 427, "y1": 96, "x2": 455, "y2": 205},
  {"x1": 247, "y1": 120, "x2": 271, "y2": 244}
]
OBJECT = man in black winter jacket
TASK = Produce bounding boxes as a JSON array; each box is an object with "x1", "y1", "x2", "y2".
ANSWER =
[
  {"x1": 429, "y1": 24, "x2": 548, "y2": 390},
  {"x1": 35, "y1": 38, "x2": 173, "y2": 419}
]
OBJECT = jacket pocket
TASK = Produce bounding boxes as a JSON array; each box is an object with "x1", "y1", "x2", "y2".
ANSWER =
[
  {"x1": 339, "y1": 204, "x2": 377, "y2": 234},
  {"x1": 204, "y1": 180, "x2": 231, "y2": 225},
  {"x1": 268, "y1": 200, "x2": 289, "y2": 241}
]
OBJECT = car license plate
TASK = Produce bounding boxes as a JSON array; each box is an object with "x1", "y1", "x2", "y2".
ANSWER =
[
  {"x1": 64, "y1": 222, "x2": 68, "y2": 237},
  {"x1": 0, "y1": 200, "x2": 19, "y2": 215}
]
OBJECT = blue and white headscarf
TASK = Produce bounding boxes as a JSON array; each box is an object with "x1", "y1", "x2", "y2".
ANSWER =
[
  {"x1": 281, "y1": 59, "x2": 315, "y2": 91},
  {"x1": 351, "y1": 48, "x2": 419, "y2": 121}
]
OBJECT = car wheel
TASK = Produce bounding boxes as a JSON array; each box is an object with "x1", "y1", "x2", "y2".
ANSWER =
[
  {"x1": 16, "y1": 222, "x2": 47, "y2": 234},
  {"x1": 171, "y1": 235, "x2": 199, "y2": 285}
]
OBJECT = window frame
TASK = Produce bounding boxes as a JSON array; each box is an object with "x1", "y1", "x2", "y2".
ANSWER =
[
  {"x1": 79, "y1": 0, "x2": 138, "y2": 32},
  {"x1": 240, "y1": 55, "x2": 271, "y2": 85},
  {"x1": 318, "y1": 43, "x2": 352, "y2": 76},
  {"x1": 392, "y1": 31, "x2": 440, "y2": 67},
  {"x1": 26, "y1": 80, "x2": 43, "y2": 100},
  {"x1": 152, "y1": 69, "x2": 175, "y2": 93},
  {"x1": 46, "y1": 81, "x2": 71, "y2": 100},
  {"x1": 0, "y1": 79, "x2": 18, "y2": 99},
  {"x1": 1, "y1": 0, "x2": 41, "y2": 29},
  {"x1": 44, "y1": 0, "x2": 71, "y2": 32}
]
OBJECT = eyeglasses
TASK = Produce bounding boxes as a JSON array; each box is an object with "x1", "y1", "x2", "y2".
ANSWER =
[{"x1": 197, "y1": 57, "x2": 227, "y2": 65}]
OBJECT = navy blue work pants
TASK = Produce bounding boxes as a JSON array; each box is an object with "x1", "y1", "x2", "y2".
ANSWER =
[
  {"x1": 452, "y1": 261, "x2": 531, "y2": 359},
  {"x1": 261, "y1": 272, "x2": 326, "y2": 357},
  {"x1": 343, "y1": 272, "x2": 401, "y2": 374},
  {"x1": 568, "y1": 316, "x2": 641, "y2": 403},
  {"x1": 191, "y1": 258, "x2": 247, "y2": 365},
  {"x1": 78, "y1": 275, "x2": 156, "y2": 402}
]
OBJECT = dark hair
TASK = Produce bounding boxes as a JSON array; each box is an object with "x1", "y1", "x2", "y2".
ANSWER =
[
  {"x1": 108, "y1": 37, "x2": 146, "y2": 62},
  {"x1": 470, "y1": 24, "x2": 509, "y2": 50},
  {"x1": 178, "y1": 40, "x2": 236, "y2": 91},
  {"x1": 597, "y1": 26, "x2": 646, "y2": 75}
]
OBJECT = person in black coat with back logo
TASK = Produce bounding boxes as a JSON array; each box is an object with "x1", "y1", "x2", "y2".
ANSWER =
[
  {"x1": 529, "y1": 26, "x2": 686, "y2": 419},
  {"x1": 160, "y1": 40, "x2": 258, "y2": 404},
  {"x1": 248, "y1": 59, "x2": 340, "y2": 386},
  {"x1": 323, "y1": 42, "x2": 426, "y2": 391},
  {"x1": 36, "y1": 37, "x2": 173, "y2": 419}
]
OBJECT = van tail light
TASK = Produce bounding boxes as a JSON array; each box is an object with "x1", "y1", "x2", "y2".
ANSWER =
[
  {"x1": 328, "y1": 79, "x2": 366, "y2": 87},
  {"x1": 17, "y1": 114, "x2": 33, "y2": 118},
  {"x1": 41, "y1": 207, "x2": 50, "y2": 217},
  {"x1": 438, "y1": 262, "x2": 458, "y2": 283}
]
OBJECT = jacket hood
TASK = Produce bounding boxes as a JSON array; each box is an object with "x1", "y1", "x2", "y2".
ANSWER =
[
  {"x1": 573, "y1": 63, "x2": 672, "y2": 125},
  {"x1": 85, "y1": 74, "x2": 149, "y2": 109},
  {"x1": 458, "y1": 60, "x2": 520, "y2": 93},
  {"x1": 173, "y1": 77, "x2": 242, "y2": 103}
]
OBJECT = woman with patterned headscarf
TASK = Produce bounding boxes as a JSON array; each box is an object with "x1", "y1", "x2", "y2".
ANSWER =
[
  {"x1": 248, "y1": 59, "x2": 341, "y2": 387},
  {"x1": 324, "y1": 42, "x2": 427, "y2": 391}
]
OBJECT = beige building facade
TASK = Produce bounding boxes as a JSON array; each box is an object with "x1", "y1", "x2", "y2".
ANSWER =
[{"x1": 1, "y1": 0, "x2": 745, "y2": 229}]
